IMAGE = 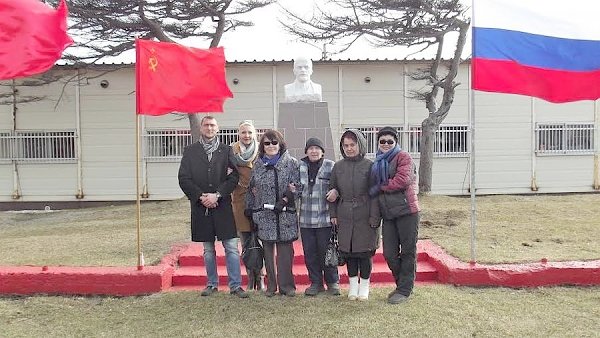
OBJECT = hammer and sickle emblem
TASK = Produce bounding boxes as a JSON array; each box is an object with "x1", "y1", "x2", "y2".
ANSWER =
[{"x1": 148, "y1": 56, "x2": 158, "y2": 72}]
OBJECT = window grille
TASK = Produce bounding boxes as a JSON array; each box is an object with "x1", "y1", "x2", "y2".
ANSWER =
[
  {"x1": 406, "y1": 125, "x2": 469, "y2": 157},
  {"x1": 0, "y1": 130, "x2": 77, "y2": 163},
  {"x1": 536, "y1": 123, "x2": 594, "y2": 155},
  {"x1": 143, "y1": 128, "x2": 268, "y2": 161},
  {"x1": 350, "y1": 125, "x2": 469, "y2": 158}
]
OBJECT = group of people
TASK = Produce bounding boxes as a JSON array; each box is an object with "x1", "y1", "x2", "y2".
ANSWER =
[{"x1": 178, "y1": 116, "x2": 420, "y2": 304}]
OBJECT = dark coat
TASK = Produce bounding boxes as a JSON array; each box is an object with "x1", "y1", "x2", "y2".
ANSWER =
[
  {"x1": 178, "y1": 141, "x2": 239, "y2": 242},
  {"x1": 329, "y1": 129, "x2": 380, "y2": 254},
  {"x1": 246, "y1": 151, "x2": 300, "y2": 243}
]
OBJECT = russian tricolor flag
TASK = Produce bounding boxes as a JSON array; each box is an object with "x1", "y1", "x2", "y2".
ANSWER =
[{"x1": 472, "y1": 0, "x2": 600, "y2": 103}]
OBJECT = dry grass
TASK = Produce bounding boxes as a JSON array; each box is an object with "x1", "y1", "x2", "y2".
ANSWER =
[
  {"x1": 0, "y1": 199, "x2": 189, "y2": 266},
  {"x1": 419, "y1": 193, "x2": 600, "y2": 263},
  {"x1": 0, "y1": 194, "x2": 599, "y2": 266},
  {"x1": 1, "y1": 285, "x2": 599, "y2": 337}
]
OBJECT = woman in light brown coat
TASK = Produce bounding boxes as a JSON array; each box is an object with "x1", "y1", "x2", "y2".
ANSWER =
[{"x1": 231, "y1": 120, "x2": 263, "y2": 290}]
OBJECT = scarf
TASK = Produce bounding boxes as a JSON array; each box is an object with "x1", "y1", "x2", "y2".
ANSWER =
[
  {"x1": 302, "y1": 157, "x2": 323, "y2": 187},
  {"x1": 233, "y1": 140, "x2": 257, "y2": 168},
  {"x1": 201, "y1": 136, "x2": 220, "y2": 162},
  {"x1": 261, "y1": 153, "x2": 281, "y2": 167},
  {"x1": 369, "y1": 145, "x2": 401, "y2": 197}
]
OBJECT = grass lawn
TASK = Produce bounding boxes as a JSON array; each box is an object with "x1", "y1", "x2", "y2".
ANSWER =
[
  {"x1": 1, "y1": 285, "x2": 599, "y2": 337},
  {"x1": 0, "y1": 194, "x2": 599, "y2": 266}
]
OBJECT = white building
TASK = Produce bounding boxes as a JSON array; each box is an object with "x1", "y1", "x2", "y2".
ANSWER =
[{"x1": 1, "y1": 59, "x2": 598, "y2": 204}]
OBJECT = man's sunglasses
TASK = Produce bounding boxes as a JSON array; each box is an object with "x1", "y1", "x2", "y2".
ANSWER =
[
  {"x1": 263, "y1": 140, "x2": 279, "y2": 146},
  {"x1": 379, "y1": 139, "x2": 395, "y2": 145}
]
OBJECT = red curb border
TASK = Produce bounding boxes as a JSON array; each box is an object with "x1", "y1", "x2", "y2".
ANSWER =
[
  {"x1": 0, "y1": 244, "x2": 188, "y2": 296},
  {"x1": 1, "y1": 240, "x2": 598, "y2": 296},
  {"x1": 421, "y1": 240, "x2": 600, "y2": 287}
]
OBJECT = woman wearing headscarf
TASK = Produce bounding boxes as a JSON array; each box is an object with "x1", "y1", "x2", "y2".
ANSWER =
[
  {"x1": 327, "y1": 129, "x2": 380, "y2": 301},
  {"x1": 245, "y1": 129, "x2": 300, "y2": 297},
  {"x1": 231, "y1": 120, "x2": 263, "y2": 291},
  {"x1": 369, "y1": 126, "x2": 420, "y2": 304}
]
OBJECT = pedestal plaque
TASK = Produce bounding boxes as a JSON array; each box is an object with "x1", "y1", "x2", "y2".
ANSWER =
[{"x1": 278, "y1": 102, "x2": 334, "y2": 160}]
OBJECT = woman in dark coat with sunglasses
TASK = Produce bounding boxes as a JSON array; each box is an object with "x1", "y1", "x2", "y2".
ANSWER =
[{"x1": 245, "y1": 129, "x2": 300, "y2": 297}]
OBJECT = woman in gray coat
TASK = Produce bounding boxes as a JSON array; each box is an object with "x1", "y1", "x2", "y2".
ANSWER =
[
  {"x1": 245, "y1": 129, "x2": 300, "y2": 297},
  {"x1": 327, "y1": 129, "x2": 380, "y2": 301}
]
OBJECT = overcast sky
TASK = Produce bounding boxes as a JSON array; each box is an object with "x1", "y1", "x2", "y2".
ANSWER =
[
  {"x1": 217, "y1": 0, "x2": 472, "y2": 61},
  {"x1": 94, "y1": 0, "x2": 472, "y2": 63}
]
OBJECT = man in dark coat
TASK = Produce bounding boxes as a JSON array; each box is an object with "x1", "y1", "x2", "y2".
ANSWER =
[{"x1": 178, "y1": 115, "x2": 248, "y2": 298}]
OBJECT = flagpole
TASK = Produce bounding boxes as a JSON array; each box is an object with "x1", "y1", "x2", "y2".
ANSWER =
[
  {"x1": 469, "y1": 0, "x2": 478, "y2": 264},
  {"x1": 135, "y1": 39, "x2": 144, "y2": 270}
]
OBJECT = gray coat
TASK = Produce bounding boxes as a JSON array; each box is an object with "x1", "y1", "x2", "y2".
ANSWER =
[
  {"x1": 178, "y1": 141, "x2": 239, "y2": 242},
  {"x1": 246, "y1": 151, "x2": 300, "y2": 243},
  {"x1": 329, "y1": 129, "x2": 380, "y2": 254}
]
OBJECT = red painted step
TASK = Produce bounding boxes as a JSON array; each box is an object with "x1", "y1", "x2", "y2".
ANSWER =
[
  {"x1": 172, "y1": 260, "x2": 438, "y2": 287},
  {"x1": 178, "y1": 241, "x2": 429, "y2": 267},
  {"x1": 172, "y1": 240, "x2": 438, "y2": 287}
]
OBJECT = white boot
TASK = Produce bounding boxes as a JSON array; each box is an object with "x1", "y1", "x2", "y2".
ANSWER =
[
  {"x1": 348, "y1": 276, "x2": 359, "y2": 300},
  {"x1": 358, "y1": 278, "x2": 370, "y2": 301}
]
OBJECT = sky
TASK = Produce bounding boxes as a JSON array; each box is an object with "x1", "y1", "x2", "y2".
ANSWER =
[
  {"x1": 215, "y1": 0, "x2": 472, "y2": 62},
  {"x1": 92, "y1": 0, "x2": 472, "y2": 64}
]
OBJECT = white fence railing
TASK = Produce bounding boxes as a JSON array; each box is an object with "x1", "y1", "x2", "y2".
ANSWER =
[
  {"x1": 535, "y1": 123, "x2": 595, "y2": 155},
  {"x1": 143, "y1": 128, "x2": 268, "y2": 161},
  {"x1": 0, "y1": 130, "x2": 77, "y2": 163},
  {"x1": 355, "y1": 125, "x2": 470, "y2": 158}
]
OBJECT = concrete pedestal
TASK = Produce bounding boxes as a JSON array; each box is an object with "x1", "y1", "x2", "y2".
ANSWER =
[{"x1": 278, "y1": 102, "x2": 335, "y2": 160}]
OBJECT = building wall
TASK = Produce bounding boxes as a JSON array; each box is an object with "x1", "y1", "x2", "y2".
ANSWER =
[{"x1": 0, "y1": 60, "x2": 598, "y2": 202}]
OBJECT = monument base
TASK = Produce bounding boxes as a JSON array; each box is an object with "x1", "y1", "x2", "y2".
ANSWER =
[{"x1": 278, "y1": 102, "x2": 334, "y2": 160}]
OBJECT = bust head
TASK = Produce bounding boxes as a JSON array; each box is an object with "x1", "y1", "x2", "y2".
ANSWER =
[
  {"x1": 284, "y1": 56, "x2": 322, "y2": 102},
  {"x1": 293, "y1": 57, "x2": 313, "y2": 83}
]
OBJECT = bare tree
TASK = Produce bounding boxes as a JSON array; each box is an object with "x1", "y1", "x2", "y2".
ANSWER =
[
  {"x1": 281, "y1": 0, "x2": 470, "y2": 194},
  {"x1": 54, "y1": 0, "x2": 275, "y2": 141}
]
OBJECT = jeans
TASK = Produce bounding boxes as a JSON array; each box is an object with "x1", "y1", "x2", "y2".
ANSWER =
[
  {"x1": 301, "y1": 227, "x2": 339, "y2": 285},
  {"x1": 203, "y1": 238, "x2": 242, "y2": 290},
  {"x1": 382, "y1": 212, "x2": 419, "y2": 296}
]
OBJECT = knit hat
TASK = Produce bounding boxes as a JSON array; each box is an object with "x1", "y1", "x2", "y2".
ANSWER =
[
  {"x1": 305, "y1": 137, "x2": 325, "y2": 153},
  {"x1": 376, "y1": 126, "x2": 398, "y2": 142}
]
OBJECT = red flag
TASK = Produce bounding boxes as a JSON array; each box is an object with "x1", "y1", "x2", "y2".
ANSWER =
[
  {"x1": 0, "y1": 0, "x2": 73, "y2": 80},
  {"x1": 135, "y1": 39, "x2": 233, "y2": 116}
]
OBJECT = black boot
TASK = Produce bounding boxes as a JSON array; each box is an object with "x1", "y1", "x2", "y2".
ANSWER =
[{"x1": 246, "y1": 268, "x2": 255, "y2": 291}]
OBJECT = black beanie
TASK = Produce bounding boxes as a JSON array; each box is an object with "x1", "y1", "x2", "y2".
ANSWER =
[
  {"x1": 376, "y1": 126, "x2": 398, "y2": 141},
  {"x1": 305, "y1": 137, "x2": 325, "y2": 153}
]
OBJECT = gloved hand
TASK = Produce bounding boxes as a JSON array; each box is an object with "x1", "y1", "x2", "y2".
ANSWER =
[
  {"x1": 274, "y1": 200, "x2": 286, "y2": 213},
  {"x1": 284, "y1": 190, "x2": 295, "y2": 203}
]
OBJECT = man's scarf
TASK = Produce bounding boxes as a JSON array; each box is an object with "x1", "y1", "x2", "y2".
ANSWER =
[{"x1": 201, "y1": 136, "x2": 220, "y2": 162}]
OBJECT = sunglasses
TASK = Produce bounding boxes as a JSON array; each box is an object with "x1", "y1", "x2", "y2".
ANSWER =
[
  {"x1": 263, "y1": 140, "x2": 279, "y2": 146},
  {"x1": 379, "y1": 139, "x2": 395, "y2": 145}
]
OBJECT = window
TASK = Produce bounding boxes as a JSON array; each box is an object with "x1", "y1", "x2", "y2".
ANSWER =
[
  {"x1": 0, "y1": 131, "x2": 10, "y2": 161},
  {"x1": 536, "y1": 123, "x2": 594, "y2": 155},
  {"x1": 145, "y1": 129, "x2": 192, "y2": 161},
  {"x1": 349, "y1": 127, "x2": 402, "y2": 158},
  {"x1": 0, "y1": 130, "x2": 77, "y2": 162},
  {"x1": 406, "y1": 125, "x2": 469, "y2": 157},
  {"x1": 144, "y1": 128, "x2": 268, "y2": 161}
]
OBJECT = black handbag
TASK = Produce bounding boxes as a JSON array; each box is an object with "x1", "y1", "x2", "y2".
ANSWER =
[
  {"x1": 324, "y1": 227, "x2": 345, "y2": 267},
  {"x1": 242, "y1": 231, "x2": 264, "y2": 271}
]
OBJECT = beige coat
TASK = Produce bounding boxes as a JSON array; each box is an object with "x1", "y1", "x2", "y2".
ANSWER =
[{"x1": 231, "y1": 142, "x2": 256, "y2": 233}]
